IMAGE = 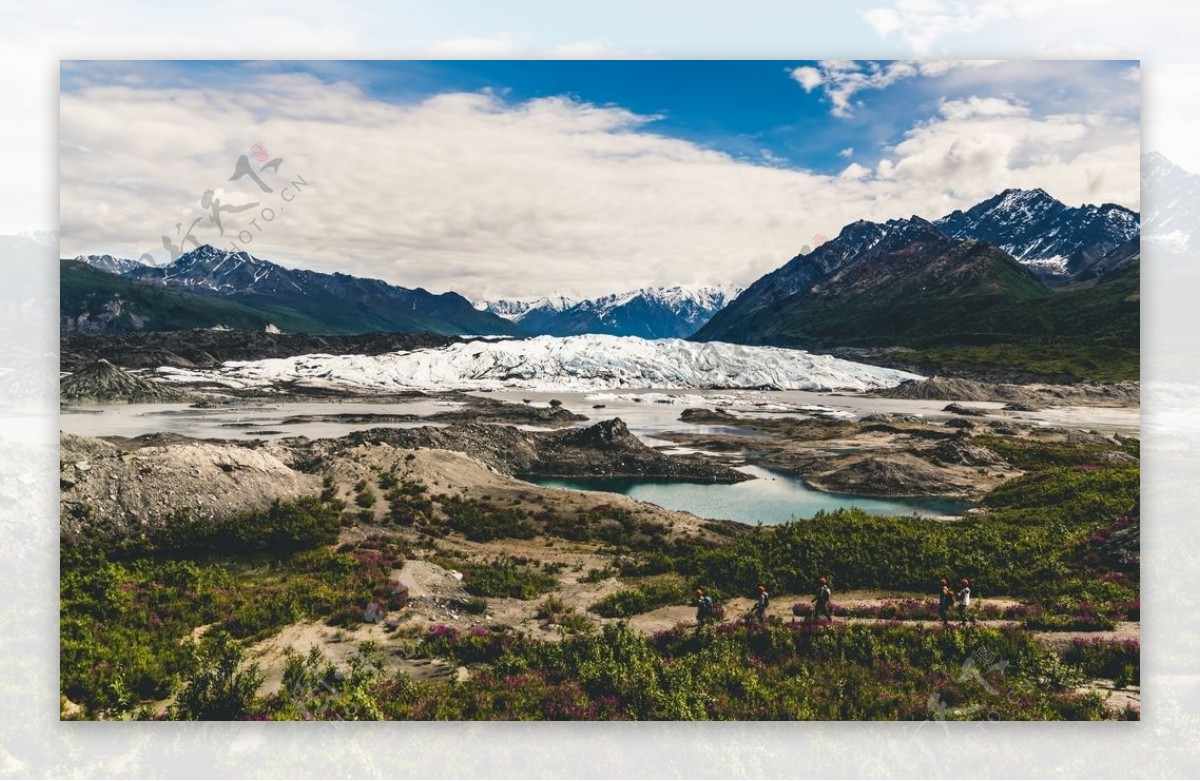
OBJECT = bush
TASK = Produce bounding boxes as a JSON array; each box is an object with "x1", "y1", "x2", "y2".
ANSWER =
[
  {"x1": 581, "y1": 566, "x2": 617, "y2": 583},
  {"x1": 440, "y1": 495, "x2": 536, "y2": 542},
  {"x1": 589, "y1": 574, "x2": 689, "y2": 618},
  {"x1": 171, "y1": 629, "x2": 263, "y2": 720},
  {"x1": 1062, "y1": 638, "x2": 1140, "y2": 684},
  {"x1": 462, "y1": 558, "x2": 557, "y2": 600},
  {"x1": 154, "y1": 497, "x2": 342, "y2": 555}
]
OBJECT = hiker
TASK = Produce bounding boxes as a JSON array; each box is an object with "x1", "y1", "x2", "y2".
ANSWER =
[
  {"x1": 938, "y1": 578, "x2": 954, "y2": 626},
  {"x1": 752, "y1": 584, "x2": 770, "y2": 622},
  {"x1": 695, "y1": 588, "x2": 714, "y2": 624},
  {"x1": 956, "y1": 578, "x2": 972, "y2": 625},
  {"x1": 813, "y1": 577, "x2": 833, "y2": 623}
]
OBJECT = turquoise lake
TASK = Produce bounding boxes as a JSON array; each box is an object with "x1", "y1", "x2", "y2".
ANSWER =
[{"x1": 525, "y1": 465, "x2": 969, "y2": 525}]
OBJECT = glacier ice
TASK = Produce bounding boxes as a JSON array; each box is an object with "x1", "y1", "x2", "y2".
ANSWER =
[{"x1": 156, "y1": 334, "x2": 923, "y2": 393}]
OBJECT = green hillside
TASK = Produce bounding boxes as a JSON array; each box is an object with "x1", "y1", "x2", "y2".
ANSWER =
[
  {"x1": 61, "y1": 260, "x2": 523, "y2": 336},
  {"x1": 60, "y1": 260, "x2": 307, "y2": 333},
  {"x1": 702, "y1": 241, "x2": 1139, "y2": 382}
]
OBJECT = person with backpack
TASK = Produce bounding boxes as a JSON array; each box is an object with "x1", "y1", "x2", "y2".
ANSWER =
[
  {"x1": 956, "y1": 578, "x2": 972, "y2": 626},
  {"x1": 813, "y1": 577, "x2": 833, "y2": 623},
  {"x1": 752, "y1": 584, "x2": 770, "y2": 622},
  {"x1": 694, "y1": 588, "x2": 714, "y2": 625},
  {"x1": 938, "y1": 578, "x2": 954, "y2": 626}
]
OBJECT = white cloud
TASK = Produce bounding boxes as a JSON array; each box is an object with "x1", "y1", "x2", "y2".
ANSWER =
[
  {"x1": 793, "y1": 59, "x2": 1004, "y2": 118},
  {"x1": 60, "y1": 73, "x2": 1139, "y2": 301},
  {"x1": 790, "y1": 66, "x2": 824, "y2": 91},
  {"x1": 937, "y1": 96, "x2": 1030, "y2": 120},
  {"x1": 839, "y1": 147, "x2": 855, "y2": 158},
  {"x1": 839, "y1": 162, "x2": 872, "y2": 180},
  {"x1": 875, "y1": 96, "x2": 1139, "y2": 208}
]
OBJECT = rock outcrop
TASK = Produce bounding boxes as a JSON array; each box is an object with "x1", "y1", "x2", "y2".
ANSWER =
[
  {"x1": 60, "y1": 359, "x2": 190, "y2": 403},
  {"x1": 336, "y1": 418, "x2": 748, "y2": 483}
]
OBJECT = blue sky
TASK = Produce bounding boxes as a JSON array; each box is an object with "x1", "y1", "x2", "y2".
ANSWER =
[{"x1": 60, "y1": 58, "x2": 1141, "y2": 298}]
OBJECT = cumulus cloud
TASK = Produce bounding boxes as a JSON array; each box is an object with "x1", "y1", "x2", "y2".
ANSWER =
[
  {"x1": 875, "y1": 96, "x2": 1139, "y2": 207},
  {"x1": 60, "y1": 72, "x2": 1140, "y2": 301},
  {"x1": 839, "y1": 147, "x2": 855, "y2": 158},
  {"x1": 839, "y1": 162, "x2": 872, "y2": 180},
  {"x1": 792, "y1": 59, "x2": 1003, "y2": 118},
  {"x1": 790, "y1": 66, "x2": 824, "y2": 91}
]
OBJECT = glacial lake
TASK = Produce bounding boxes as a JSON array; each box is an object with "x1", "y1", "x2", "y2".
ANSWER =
[{"x1": 525, "y1": 465, "x2": 970, "y2": 525}]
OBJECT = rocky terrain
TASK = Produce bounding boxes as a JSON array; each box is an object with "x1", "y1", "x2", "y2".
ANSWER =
[
  {"x1": 60, "y1": 412, "x2": 747, "y2": 542},
  {"x1": 61, "y1": 329, "x2": 457, "y2": 372},
  {"x1": 60, "y1": 359, "x2": 192, "y2": 403},
  {"x1": 665, "y1": 409, "x2": 1033, "y2": 499},
  {"x1": 332, "y1": 418, "x2": 747, "y2": 484},
  {"x1": 868, "y1": 376, "x2": 1140, "y2": 407},
  {"x1": 60, "y1": 433, "x2": 320, "y2": 540}
]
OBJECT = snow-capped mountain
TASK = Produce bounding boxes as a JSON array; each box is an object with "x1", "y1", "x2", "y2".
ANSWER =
[
  {"x1": 157, "y1": 334, "x2": 922, "y2": 392},
  {"x1": 1142, "y1": 151, "x2": 1200, "y2": 256},
  {"x1": 935, "y1": 188, "x2": 1139, "y2": 282},
  {"x1": 474, "y1": 295, "x2": 579, "y2": 322},
  {"x1": 482, "y1": 284, "x2": 743, "y2": 339},
  {"x1": 124, "y1": 244, "x2": 308, "y2": 296},
  {"x1": 696, "y1": 186, "x2": 1142, "y2": 353},
  {"x1": 84, "y1": 244, "x2": 523, "y2": 337},
  {"x1": 76, "y1": 253, "x2": 147, "y2": 275}
]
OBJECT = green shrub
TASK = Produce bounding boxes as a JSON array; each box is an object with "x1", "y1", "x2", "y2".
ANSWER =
[
  {"x1": 589, "y1": 574, "x2": 689, "y2": 618},
  {"x1": 171, "y1": 628, "x2": 263, "y2": 720},
  {"x1": 462, "y1": 558, "x2": 557, "y2": 600},
  {"x1": 439, "y1": 495, "x2": 536, "y2": 541}
]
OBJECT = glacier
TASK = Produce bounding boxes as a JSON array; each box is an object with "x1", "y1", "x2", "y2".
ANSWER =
[{"x1": 156, "y1": 334, "x2": 923, "y2": 392}]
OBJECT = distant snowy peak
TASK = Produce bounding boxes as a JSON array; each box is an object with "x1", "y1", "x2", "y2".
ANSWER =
[
  {"x1": 935, "y1": 188, "x2": 1139, "y2": 280},
  {"x1": 1142, "y1": 152, "x2": 1200, "y2": 255},
  {"x1": 157, "y1": 334, "x2": 922, "y2": 393},
  {"x1": 581, "y1": 284, "x2": 743, "y2": 318},
  {"x1": 77, "y1": 253, "x2": 147, "y2": 275},
  {"x1": 477, "y1": 284, "x2": 742, "y2": 339},
  {"x1": 518, "y1": 284, "x2": 744, "y2": 339},
  {"x1": 475, "y1": 295, "x2": 579, "y2": 321}
]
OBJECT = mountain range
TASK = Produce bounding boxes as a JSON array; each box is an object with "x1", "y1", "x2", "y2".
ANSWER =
[
  {"x1": 934, "y1": 188, "x2": 1138, "y2": 283},
  {"x1": 1142, "y1": 151, "x2": 1200, "y2": 256},
  {"x1": 475, "y1": 285, "x2": 742, "y2": 339},
  {"x1": 64, "y1": 186, "x2": 1140, "y2": 381},
  {"x1": 64, "y1": 245, "x2": 523, "y2": 337},
  {"x1": 695, "y1": 189, "x2": 1139, "y2": 381}
]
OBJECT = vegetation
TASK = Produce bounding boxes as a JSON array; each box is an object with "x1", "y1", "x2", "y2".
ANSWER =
[
  {"x1": 105, "y1": 497, "x2": 346, "y2": 558},
  {"x1": 589, "y1": 574, "x2": 691, "y2": 618},
  {"x1": 460, "y1": 557, "x2": 557, "y2": 600},
  {"x1": 219, "y1": 621, "x2": 1128, "y2": 721},
  {"x1": 596, "y1": 458, "x2": 1138, "y2": 632},
  {"x1": 436, "y1": 494, "x2": 536, "y2": 541},
  {"x1": 701, "y1": 255, "x2": 1138, "y2": 382},
  {"x1": 60, "y1": 509, "x2": 406, "y2": 714},
  {"x1": 60, "y1": 429, "x2": 1139, "y2": 720}
]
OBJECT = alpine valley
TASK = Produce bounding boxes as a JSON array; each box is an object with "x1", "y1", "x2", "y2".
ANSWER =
[{"x1": 60, "y1": 187, "x2": 1144, "y2": 723}]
